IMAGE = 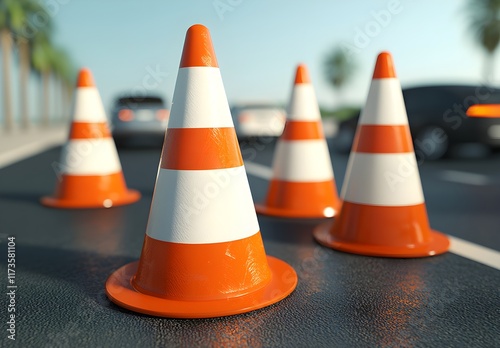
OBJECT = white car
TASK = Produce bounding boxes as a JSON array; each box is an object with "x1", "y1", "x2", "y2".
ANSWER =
[{"x1": 231, "y1": 104, "x2": 286, "y2": 139}]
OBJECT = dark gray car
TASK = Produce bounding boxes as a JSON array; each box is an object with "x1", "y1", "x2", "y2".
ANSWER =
[{"x1": 111, "y1": 95, "x2": 169, "y2": 147}]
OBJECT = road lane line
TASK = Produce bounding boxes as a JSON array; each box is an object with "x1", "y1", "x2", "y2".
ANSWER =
[
  {"x1": 439, "y1": 170, "x2": 490, "y2": 186},
  {"x1": 244, "y1": 161, "x2": 273, "y2": 180},
  {"x1": 449, "y1": 236, "x2": 500, "y2": 270},
  {"x1": 0, "y1": 132, "x2": 66, "y2": 169},
  {"x1": 246, "y1": 160, "x2": 500, "y2": 270}
]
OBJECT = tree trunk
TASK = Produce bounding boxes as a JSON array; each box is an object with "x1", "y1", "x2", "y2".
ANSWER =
[
  {"x1": 63, "y1": 85, "x2": 72, "y2": 121},
  {"x1": 42, "y1": 70, "x2": 50, "y2": 127},
  {"x1": 484, "y1": 53, "x2": 495, "y2": 84},
  {"x1": 58, "y1": 79, "x2": 65, "y2": 122},
  {"x1": 59, "y1": 80, "x2": 66, "y2": 121},
  {"x1": 1, "y1": 29, "x2": 14, "y2": 132},
  {"x1": 62, "y1": 84, "x2": 68, "y2": 121},
  {"x1": 18, "y1": 38, "x2": 30, "y2": 129}
]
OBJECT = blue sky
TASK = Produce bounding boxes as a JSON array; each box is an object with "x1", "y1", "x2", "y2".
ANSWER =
[{"x1": 3, "y1": 0, "x2": 495, "y2": 120}]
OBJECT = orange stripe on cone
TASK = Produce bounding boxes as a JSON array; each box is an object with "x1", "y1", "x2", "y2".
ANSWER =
[
  {"x1": 179, "y1": 24, "x2": 218, "y2": 68},
  {"x1": 133, "y1": 233, "x2": 271, "y2": 301},
  {"x1": 353, "y1": 125, "x2": 413, "y2": 153},
  {"x1": 314, "y1": 202, "x2": 449, "y2": 257},
  {"x1": 69, "y1": 122, "x2": 111, "y2": 139},
  {"x1": 294, "y1": 64, "x2": 310, "y2": 84},
  {"x1": 330, "y1": 202, "x2": 432, "y2": 246},
  {"x1": 77, "y1": 67, "x2": 95, "y2": 87},
  {"x1": 261, "y1": 180, "x2": 339, "y2": 218},
  {"x1": 372, "y1": 51, "x2": 396, "y2": 79},
  {"x1": 161, "y1": 127, "x2": 242, "y2": 170},
  {"x1": 281, "y1": 121, "x2": 323, "y2": 140},
  {"x1": 41, "y1": 173, "x2": 139, "y2": 208}
]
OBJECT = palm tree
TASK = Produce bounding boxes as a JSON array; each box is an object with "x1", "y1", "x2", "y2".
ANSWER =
[
  {"x1": 15, "y1": 0, "x2": 51, "y2": 129},
  {"x1": 467, "y1": 0, "x2": 500, "y2": 82},
  {"x1": 51, "y1": 47, "x2": 75, "y2": 121},
  {"x1": 0, "y1": 0, "x2": 27, "y2": 131},
  {"x1": 0, "y1": 0, "x2": 56, "y2": 130},
  {"x1": 32, "y1": 31, "x2": 74, "y2": 126},
  {"x1": 323, "y1": 46, "x2": 356, "y2": 99},
  {"x1": 31, "y1": 30, "x2": 54, "y2": 127}
]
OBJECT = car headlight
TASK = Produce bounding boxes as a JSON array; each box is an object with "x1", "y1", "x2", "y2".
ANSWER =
[{"x1": 487, "y1": 125, "x2": 500, "y2": 139}]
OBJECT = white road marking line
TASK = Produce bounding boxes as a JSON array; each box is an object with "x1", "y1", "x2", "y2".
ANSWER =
[
  {"x1": 449, "y1": 236, "x2": 500, "y2": 271},
  {"x1": 244, "y1": 161, "x2": 273, "y2": 180},
  {"x1": 440, "y1": 170, "x2": 490, "y2": 186},
  {"x1": 0, "y1": 133, "x2": 66, "y2": 169},
  {"x1": 246, "y1": 161, "x2": 500, "y2": 271}
]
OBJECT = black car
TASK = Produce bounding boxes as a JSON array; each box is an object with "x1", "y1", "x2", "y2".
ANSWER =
[
  {"x1": 334, "y1": 85, "x2": 500, "y2": 159},
  {"x1": 111, "y1": 95, "x2": 169, "y2": 147}
]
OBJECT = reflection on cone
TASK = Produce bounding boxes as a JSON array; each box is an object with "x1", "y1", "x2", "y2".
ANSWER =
[
  {"x1": 255, "y1": 64, "x2": 340, "y2": 218},
  {"x1": 41, "y1": 68, "x2": 140, "y2": 209},
  {"x1": 106, "y1": 24, "x2": 297, "y2": 318},
  {"x1": 314, "y1": 52, "x2": 449, "y2": 258}
]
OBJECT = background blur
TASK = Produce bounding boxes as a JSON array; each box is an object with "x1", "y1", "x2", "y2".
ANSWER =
[{"x1": 0, "y1": 0, "x2": 498, "y2": 129}]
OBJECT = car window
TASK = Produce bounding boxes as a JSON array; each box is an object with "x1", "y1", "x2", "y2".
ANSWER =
[
  {"x1": 231, "y1": 105, "x2": 283, "y2": 115},
  {"x1": 118, "y1": 97, "x2": 163, "y2": 104},
  {"x1": 403, "y1": 88, "x2": 457, "y2": 114},
  {"x1": 116, "y1": 97, "x2": 165, "y2": 109},
  {"x1": 453, "y1": 86, "x2": 500, "y2": 105}
]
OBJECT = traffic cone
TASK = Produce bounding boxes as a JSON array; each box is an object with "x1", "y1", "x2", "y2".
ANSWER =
[
  {"x1": 255, "y1": 64, "x2": 340, "y2": 218},
  {"x1": 314, "y1": 52, "x2": 450, "y2": 258},
  {"x1": 106, "y1": 24, "x2": 297, "y2": 318},
  {"x1": 41, "y1": 68, "x2": 140, "y2": 209}
]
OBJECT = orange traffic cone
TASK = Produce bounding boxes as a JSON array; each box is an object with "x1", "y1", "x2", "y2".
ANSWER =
[
  {"x1": 106, "y1": 24, "x2": 297, "y2": 318},
  {"x1": 41, "y1": 68, "x2": 140, "y2": 209},
  {"x1": 255, "y1": 64, "x2": 340, "y2": 218},
  {"x1": 314, "y1": 52, "x2": 449, "y2": 258}
]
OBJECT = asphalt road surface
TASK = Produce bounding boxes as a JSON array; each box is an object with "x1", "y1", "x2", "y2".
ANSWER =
[{"x1": 0, "y1": 139, "x2": 499, "y2": 347}]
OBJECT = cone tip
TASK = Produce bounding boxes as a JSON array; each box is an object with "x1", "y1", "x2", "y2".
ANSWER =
[
  {"x1": 294, "y1": 64, "x2": 310, "y2": 84},
  {"x1": 77, "y1": 68, "x2": 95, "y2": 87},
  {"x1": 180, "y1": 24, "x2": 218, "y2": 68},
  {"x1": 373, "y1": 51, "x2": 396, "y2": 79}
]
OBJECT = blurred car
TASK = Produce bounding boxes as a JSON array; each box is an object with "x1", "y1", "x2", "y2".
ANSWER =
[
  {"x1": 111, "y1": 95, "x2": 169, "y2": 147},
  {"x1": 334, "y1": 85, "x2": 500, "y2": 159},
  {"x1": 231, "y1": 104, "x2": 286, "y2": 140}
]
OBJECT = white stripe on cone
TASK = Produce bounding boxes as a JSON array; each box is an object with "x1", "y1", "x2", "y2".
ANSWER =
[
  {"x1": 73, "y1": 88, "x2": 107, "y2": 123},
  {"x1": 359, "y1": 79, "x2": 409, "y2": 125},
  {"x1": 59, "y1": 138, "x2": 122, "y2": 175},
  {"x1": 168, "y1": 67, "x2": 233, "y2": 129},
  {"x1": 341, "y1": 152, "x2": 425, "y2": 206},
  {"x1": 146, "y1": 166, "x2": 260, "y2": 244},
  {"x1": 272, "y1": 140, "x2": 334, "y2": 182},
  {"x1": 287, "y1": 84, "x2": 321, "y2": 121}
]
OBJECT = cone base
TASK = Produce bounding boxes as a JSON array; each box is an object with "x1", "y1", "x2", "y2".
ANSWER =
[
  {"x1": 41, "y1": 189, "x2": 141, "y2": 209},
  {"x1": 313, "y1": 220, "x2": 450, "y2": 258},
  {"x1": 256, "y1": 179, "x2": 340, "y2": 218},
  {"x1": 105, "y1": 256, "x2": 297, "y2": 318},
  {"x1": 255, "y1": 202, "x2": 338, "y2": 219}
]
